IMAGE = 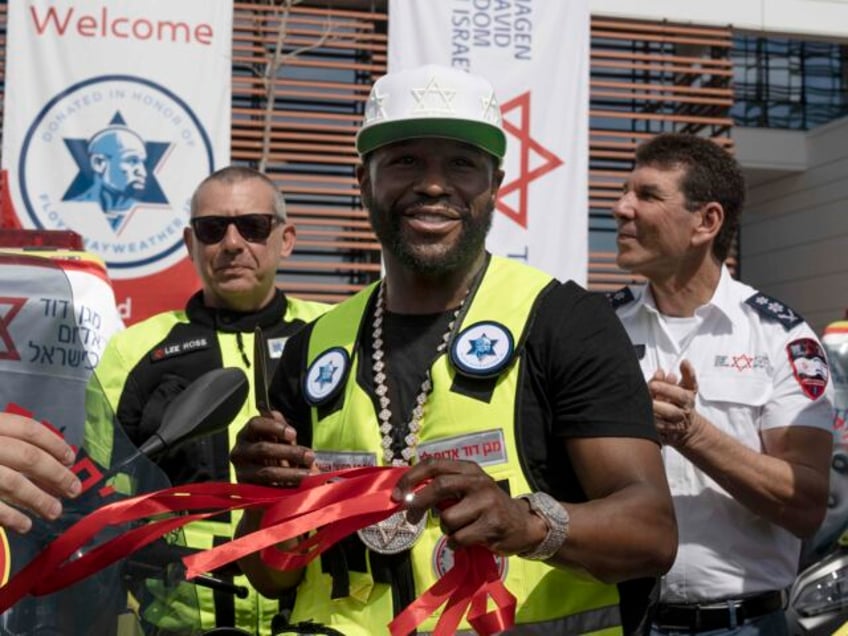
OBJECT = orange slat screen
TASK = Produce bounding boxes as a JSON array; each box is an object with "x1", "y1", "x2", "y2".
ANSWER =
[{"x1": 0, "y1": 4, "x2": 736, "y2": 300}]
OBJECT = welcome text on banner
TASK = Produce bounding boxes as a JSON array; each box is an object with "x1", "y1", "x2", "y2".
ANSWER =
[{"x1": 1, "y1": 0, "x2": 233, "y2": 324}]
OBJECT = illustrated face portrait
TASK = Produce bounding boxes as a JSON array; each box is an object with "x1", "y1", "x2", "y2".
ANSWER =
[{"x1": 89, "y1": 129, "x2": 148, "y2": 194}]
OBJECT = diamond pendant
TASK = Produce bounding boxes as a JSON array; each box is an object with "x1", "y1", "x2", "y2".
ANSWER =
[{"x1": 357, "y1": 510, "x2": 427, "y2": 554}]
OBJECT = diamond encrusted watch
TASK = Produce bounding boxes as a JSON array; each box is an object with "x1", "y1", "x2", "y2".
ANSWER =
[{"x1": 517, "y1": 491, "x2": 569, "y2": 561}]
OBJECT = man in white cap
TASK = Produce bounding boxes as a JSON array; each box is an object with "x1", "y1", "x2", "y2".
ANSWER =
[{"x1": 232, "y1": 64, "x2": 677, "y2": 635}]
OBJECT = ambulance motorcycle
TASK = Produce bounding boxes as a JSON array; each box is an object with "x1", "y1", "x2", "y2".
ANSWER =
[
  {"x1": 0, "y1": 252, "x2": 250, "y2": 635},
  {"x1": 786, "y1": 321, "x2": 848, "y2": 635}
]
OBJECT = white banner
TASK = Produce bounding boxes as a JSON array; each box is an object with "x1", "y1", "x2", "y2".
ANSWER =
[
  {"x1": 2, "y1": 0, "x2": 232, "y2": 322},
  {"x1": 0, "y1": 251, "x2": 124, "y2": 447},
  {"x1": 388, "y1": 0, "x2": 589, "y2": 285}
]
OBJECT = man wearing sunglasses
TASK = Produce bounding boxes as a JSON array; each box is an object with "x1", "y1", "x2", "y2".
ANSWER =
[{"x1": 85, "y1": 166, "x2": 328, "y2": 634}]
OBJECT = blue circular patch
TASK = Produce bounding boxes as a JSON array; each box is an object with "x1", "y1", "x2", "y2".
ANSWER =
[
  {"x1": 450, "y1": 321, "x2": 515, "y2": 378},
  {"x1": 304, "y1": 347, "x2": 350, "y2": 405}
]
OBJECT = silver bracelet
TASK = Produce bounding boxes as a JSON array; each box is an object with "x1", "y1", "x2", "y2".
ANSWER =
[{"x1": 517, "y1": 491, "x2": 569, "y2": 561}]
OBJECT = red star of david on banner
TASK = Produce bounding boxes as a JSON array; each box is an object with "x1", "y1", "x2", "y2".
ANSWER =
[
  {"x1": 497, "y1": 92, "x2": 564, "y2": 229},
  {"x1": 0, "y1": 297, "x2": 26, "y2": 361}
]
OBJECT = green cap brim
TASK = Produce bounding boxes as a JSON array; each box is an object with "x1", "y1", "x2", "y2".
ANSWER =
[{"x1": 356, "y1": 118, "x2": 507, "y2": 159}]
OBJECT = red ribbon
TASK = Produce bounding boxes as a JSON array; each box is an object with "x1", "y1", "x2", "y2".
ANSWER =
[
  {"x1": 0, "y1": 482, "x2": 274, "y2": 609},
  {"x1": 390, "y1": 544, "x2": 516, "y2": 635},
  {"x1": 0, "y1": 467, "x2": 516, "y2": 635}
]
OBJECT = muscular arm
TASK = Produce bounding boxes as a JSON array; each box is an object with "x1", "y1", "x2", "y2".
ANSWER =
[
  {"x1": 555, "y1": 436, "x2": 676, "y2": 582},
  {"x1": 391, "y1": 285, "x2": 678, "y2": 585},
  {"x1": 652, "y1": 361, "x2": 832, "y2": 538},
  {"x1": 517, "y1": 283, "x2": 676, "y2": 581},
  {"x1": 393, "y1": 436, "x2": 675, "y2": 584}
]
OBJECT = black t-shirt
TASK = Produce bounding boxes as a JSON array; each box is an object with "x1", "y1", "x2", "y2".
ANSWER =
[{"x1": 269, "y1": 279, "x2": 657, "y2": 503}]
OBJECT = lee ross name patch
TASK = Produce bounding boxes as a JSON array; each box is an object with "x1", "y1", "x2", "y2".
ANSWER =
[
  {"x1": 786, "y1": 337, "x2": 829, "y2": 400},
  {"x1": 150, "y1": 337, "x2": 209, "y2": 361}
]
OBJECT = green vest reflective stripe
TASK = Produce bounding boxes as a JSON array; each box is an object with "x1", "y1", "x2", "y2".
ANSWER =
[
  {"x1": 285, "y1": 297, "x2": 332, "y2": 324},
  {"x1": 297, "y1": 256, "x2": 622, "y2": 635},
  {"x1": 85, "y1": 295, "x2": 328, "y2": 635}
]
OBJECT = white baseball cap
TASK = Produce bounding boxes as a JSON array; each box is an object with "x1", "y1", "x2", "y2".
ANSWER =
[{"x1": 355, "y1": 64, "x2": 507, "y2": 160}]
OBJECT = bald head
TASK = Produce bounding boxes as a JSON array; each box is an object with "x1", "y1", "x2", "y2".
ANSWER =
[
  {"x1": 190, "y1": 166, "x2": 287, "y2": 221},
  {"x1": 88, "y1": 127, "x2": 148, "y2": 194}
]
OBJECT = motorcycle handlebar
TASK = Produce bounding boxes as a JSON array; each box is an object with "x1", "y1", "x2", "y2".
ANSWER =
[{"x1": 123, "y1": 541, "x2": 249, "y2": 599}]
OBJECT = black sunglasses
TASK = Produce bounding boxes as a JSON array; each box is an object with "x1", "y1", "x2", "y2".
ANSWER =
[{"x1": 190, "y1": 214, "x2": 280, "y2": 244}]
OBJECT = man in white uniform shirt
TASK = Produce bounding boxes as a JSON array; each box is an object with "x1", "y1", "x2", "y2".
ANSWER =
[{"x1": 610, "y1": 133, "x2": 834, "y2": 635}]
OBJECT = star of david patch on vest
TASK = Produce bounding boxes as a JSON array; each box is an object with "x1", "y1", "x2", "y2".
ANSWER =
[
  {"x1": 450, "y1": 321, "x2": 515, "y2": 378},
  {"x1": 304, "y1": 347, "x2": 349, "y2": 405},
  {"x1": 745, "y1": 293, "x2": 804, "y2": 331}
]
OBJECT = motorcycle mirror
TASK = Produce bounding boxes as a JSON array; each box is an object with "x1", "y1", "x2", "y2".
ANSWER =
[{"x1": 137, "y1": 367, "x2": 249, "y2": 458}]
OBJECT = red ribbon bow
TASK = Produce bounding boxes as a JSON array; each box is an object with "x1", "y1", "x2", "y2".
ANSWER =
[{"x1": 0, "y1": 466, "x2": 515, "y2": 635}]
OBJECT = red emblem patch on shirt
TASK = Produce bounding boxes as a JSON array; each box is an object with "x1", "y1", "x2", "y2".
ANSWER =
[{"x1": 786, "y1": 338, "x2": 829, "y2": 400}]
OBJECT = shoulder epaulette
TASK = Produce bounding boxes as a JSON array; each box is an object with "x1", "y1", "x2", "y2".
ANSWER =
[
  {"x1": 606, "y1": 286, "x2": 635, "y2": 310},
  {"x1": 745, "y1": 293, "x2": 804, "y2": 331}
]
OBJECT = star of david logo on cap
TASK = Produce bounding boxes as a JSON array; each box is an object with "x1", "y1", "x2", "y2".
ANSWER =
[
  {"x1": 61, "y1": 111, "x2": 170, "y2": 234},
  {"x1": 365, "y1": 87, "x2": 388, "y2": 123},
  {"x1": 480, "y1": 91, "x2": 501, "y2": 125},
  {"x1": 411, "y1": 77, "x2": 456, "y2": 115},
  {"x1": 0, "y1": 297, "x2": 26, "y2": 361},
  {"x1": 467, "y1": 334, "x2": 498, "y2": 361},
  {"x1": 316, "y1": 360, "x2": 338, "y2": 387},
  {"x1": 497, "y1": 92, "x2": 564, "y2": 229}
]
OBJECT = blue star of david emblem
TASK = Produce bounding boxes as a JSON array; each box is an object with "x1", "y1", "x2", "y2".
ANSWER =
[
  {"x1": 316, "y1": 361, "x2": 338, "y2": 387},
  {"x1": 61, "y1": 111, "x2": 170, "y2": 233},
  {"x1": 467, "y1": 334, "x2": 498, "y2": 361}
]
